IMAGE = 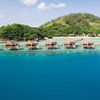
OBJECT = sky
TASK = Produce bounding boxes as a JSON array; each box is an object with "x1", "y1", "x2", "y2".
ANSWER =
[{"x1": 0, "y1": 0, "x2": 100, "y2": 27}]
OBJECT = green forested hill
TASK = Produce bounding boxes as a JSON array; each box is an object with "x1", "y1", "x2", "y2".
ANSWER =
[
  {"x1": 0, "y1": 24, "x2": 44, "y2": 40},
  {"x1": 40, "y1": 13, "x2": 100, "y2": 37},
  {"x1": 0, "y1": 13, "x2": 100, "y2": 40}
]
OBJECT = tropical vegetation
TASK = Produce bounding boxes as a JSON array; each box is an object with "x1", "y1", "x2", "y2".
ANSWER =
[
  {"x1": 0, "y1": 24, "x2": 44, "y2": 41},
  {"x1": 0, "y1": 13, "x2": 100, "y2": 40},
  {"x1": 40, "y1": 13, "x2": 100, "y2": 37}
]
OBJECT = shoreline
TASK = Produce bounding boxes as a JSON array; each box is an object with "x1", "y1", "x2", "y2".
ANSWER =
[{"x1": 0, "y1": 37, "x2": 100, "y2": 51}]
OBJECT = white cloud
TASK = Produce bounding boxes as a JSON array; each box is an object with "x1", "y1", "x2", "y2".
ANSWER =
[
  {"x1": 0, "y1": 15, "x2": 5, "y2": 18},
  {"x1": 37, "y1": 2, "x2": 66, "y2": 10},
  {"x1": 50, "y1": 3, "x2": 66, "y2": 8},
  {"x1": 37, "y1": 2, "x2": 47, "y2": 10},
  {"x1": 21, "y1": 0, "x2": 38, "y2": 6}
]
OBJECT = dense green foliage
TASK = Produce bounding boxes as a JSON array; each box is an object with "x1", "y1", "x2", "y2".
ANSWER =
[
  {"x1": 0, "y1": 24, "x2": 44, "y2": 40},
  {"x1": 0, "y1": 13, "x2": 100, "y2": 40},
  {"x1": 40, "y1": 13, "x2": 100, "y2": 37}
]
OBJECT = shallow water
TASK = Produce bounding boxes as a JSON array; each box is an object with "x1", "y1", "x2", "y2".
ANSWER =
[{"x1": 0, "y1": 51, "x2": 100, "y2": 100}]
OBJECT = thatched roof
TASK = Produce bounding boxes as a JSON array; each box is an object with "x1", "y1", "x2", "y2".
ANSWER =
[{"x1": 5, "y1": 41, "x2": 18, "y2": 45}]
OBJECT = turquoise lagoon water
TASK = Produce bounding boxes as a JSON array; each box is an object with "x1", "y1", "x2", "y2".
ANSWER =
[{"x1": 0, "y1": 50, "x2": 100, "y2": 100}]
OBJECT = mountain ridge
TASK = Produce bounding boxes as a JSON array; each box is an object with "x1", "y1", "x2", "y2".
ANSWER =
[{"x1": 40, "y1": 13, "x2": 100, "y2": 37}]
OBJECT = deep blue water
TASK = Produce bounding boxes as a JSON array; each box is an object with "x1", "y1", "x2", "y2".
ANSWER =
[{"x1": 0, "y1": 51, "x2": 100, "y2": 100}]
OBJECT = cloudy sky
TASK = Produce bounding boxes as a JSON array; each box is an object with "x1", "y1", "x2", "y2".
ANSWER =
[{"x1": 0, "y1": 0, "x2": 100, "y2": 27}]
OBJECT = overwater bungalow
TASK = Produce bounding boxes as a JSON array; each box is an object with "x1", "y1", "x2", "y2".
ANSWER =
[
  {"x1": 46, "y1": 42, "x2": 58, "y2": 49},
  {"x1": 82, "y1": 42, "x2": 94, "y2": 49},
  {"x1": 25, "y1": 41, "x2": 39, "y2": 50},
  {"x1": 63, "y1": 42, "x2": 76, "y2": 49},
  {"x1": 5, "y1": 41, "x2": 19, "y2": 50}
]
